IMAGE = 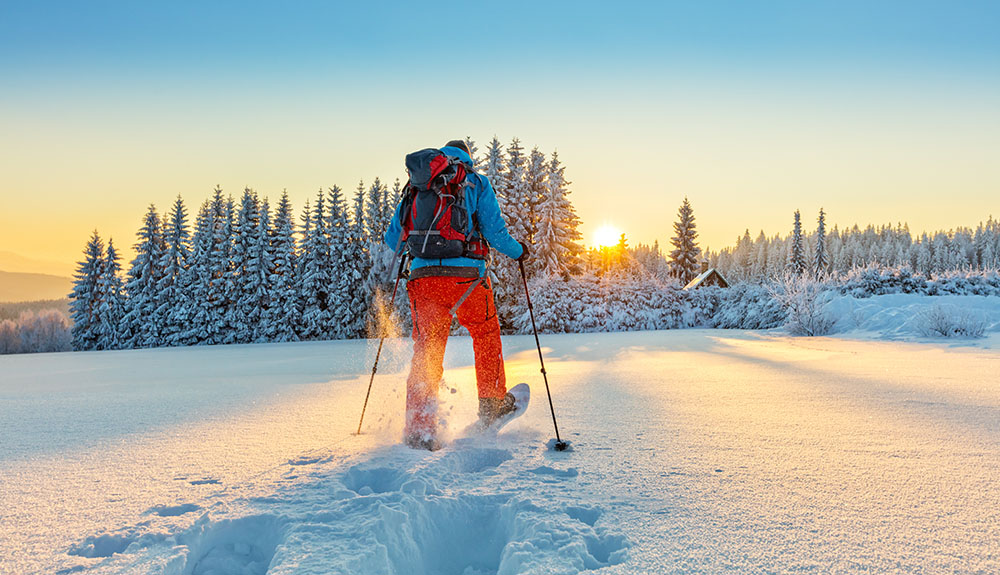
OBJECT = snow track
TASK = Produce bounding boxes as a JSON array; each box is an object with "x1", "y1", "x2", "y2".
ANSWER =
[{"x1": 63, "y1": 440, "x2": 625, "y2": 575}]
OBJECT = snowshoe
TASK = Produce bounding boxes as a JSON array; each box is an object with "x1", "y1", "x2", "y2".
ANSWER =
[{"x1": 475, "y1": 383, "x2": 530, "y2": 433}]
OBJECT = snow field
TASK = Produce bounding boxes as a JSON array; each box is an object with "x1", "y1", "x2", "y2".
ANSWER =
[
  {"x1": 3, "y1": 327, "x2": 999, "y2": 574},
  {"x1": 826, "y1": 293, "x2": 1000, "y2": 339}
]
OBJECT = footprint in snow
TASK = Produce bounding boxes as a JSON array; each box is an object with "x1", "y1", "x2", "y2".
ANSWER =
[
  {"x1": 528, "y1": 465, "x2": 579, "y2": 478},
  {"x1": 68, "y1": 531, "x2": 167, "y2": 558},
  {"x1": 147, "y1": 503, "x2": 202, "y2": 517},
  {"x1": 189, "y1": 478, "x2": 221, "y2": 486},
  {"x1": 440, "y1": 447, "x2": 513, "y2": 474},
  {"x1": 288, "y1": 454, "x2": 331, "y2": 466},
  {"x1": 178, "y1": 515, "x2": 286, "y2": 575},
  {"x1": 341, "y1": 465, "x2": 408, "y2": 495}
]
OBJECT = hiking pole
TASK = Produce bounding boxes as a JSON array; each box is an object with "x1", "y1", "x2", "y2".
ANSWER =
[
  {"x1": 518, "y1": 259, "x2": 569, "y2": 451},
  {"x1": 356, "y1": 253, "x2": 408, "y2": 435}
]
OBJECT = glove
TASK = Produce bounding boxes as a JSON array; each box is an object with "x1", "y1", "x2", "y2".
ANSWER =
[{"x1": 517, "y1": 241, "x2": 530, "y2": 262}]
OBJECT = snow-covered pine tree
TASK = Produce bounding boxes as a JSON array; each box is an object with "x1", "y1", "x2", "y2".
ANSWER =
[
  {"x1": 388, "y1": 179, "x2": 404, "y2": 213},
  {"x1": 249, "y1": 198, "x2": 274, "y2": 342},
  {"x1": 232, "y1": 188, "x2": 261, "y2": 343},
  {"x1": 981, "y1": 217, "x2": 998, "y2": 269},
  {"x1": 158, "y1": 196, "x2": 190, "y2": 346},
  {"x1": 364, "y1": 178, "x2": 399, "y2": 335},
  {"x1": 526, "y1": 147, "x2": 548, "y2": 247},
  {"x1": 216, "y1": 194, "x2": 239, "y2": 344},
  {"x1": 789, "y1": 210, "x2": 806, "y2": 275},
  {"x1": 483, "y1": 136, "x2": 508, "y2": 201},
  {"x1": 503, "y1": 138, "x2": 530, "y2": 243},
  {"x1": 364, "y1": 178, "x2": 390, "y2": 242},
  {"x1": 179, "y1": 200, "x2": 213, "y2": 345},
  {"x1": 464, "y1": 136, "x2": 483, "y2": 172},
  {"x1": 735, "y1": 230, "x2": 754, "y2": 282},
  {"x1": 96, "y1": 238, "x2": 125, "y2": 350},
  {"x1": 340, "y1": 183, "x2": 372, "y2": 338},
  {"x1": 200, "y1": 190, "x2": 229, "y2": 344},
  {"x1": 750, "y1": 231, "x2": 768, "y2": 280},
  {"x1": 915, "y1": 233, "x2": 932, "y2": 274},
  {"x1": 122, "y1": 205, "x2": 166, "y2": 348},
  {"x1": 668, "y1": 197, "x2": 701, "y2": 285},
  {"x1": 492, "y1": 138, "x2": 530, "y2": 326},
  {"x1": 766, "y1": 235, "x2": 788, "y2": 279},
  {"x1": 264, "y1": 191, "x2": 300, "y2": 342},
  {"x1": 534, "y1": 150, "x2": 582, "y2": 278},
  {"x1": 69, "y1": 230, "x2": 105, "y2": 350},
  {"x1": 814, "y1": 208, "x2": 829, "y2": 278},
  {"x1": 298, "y1": 189, "x2": 334, "y2": 340}
]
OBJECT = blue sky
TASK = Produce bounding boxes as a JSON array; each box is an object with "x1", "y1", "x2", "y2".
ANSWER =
[{"x1": 2, "y1": 1, "x2": 999, "y2": 270}]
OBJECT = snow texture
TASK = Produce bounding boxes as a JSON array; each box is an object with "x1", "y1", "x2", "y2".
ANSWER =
[{"x1": 2, "y1": 325, "x2": 999, "y2": 574}]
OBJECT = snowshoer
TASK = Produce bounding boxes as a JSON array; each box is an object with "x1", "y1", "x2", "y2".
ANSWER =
[{"x1": 384, "y1": 140, "x2": 528, "y2": 450}]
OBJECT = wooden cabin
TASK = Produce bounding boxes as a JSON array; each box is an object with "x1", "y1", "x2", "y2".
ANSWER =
[{"x1": 683, "y1": 261, "x2": 730, "y2": 290}]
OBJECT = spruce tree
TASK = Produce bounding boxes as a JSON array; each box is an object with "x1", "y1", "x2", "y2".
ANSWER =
[
  {"x1": 534, "y1": 150, "x2": 582, "y2": 278},
  {"x1": 298, "y1": 189, "x2": 333, "y2": 340},
  {"x1": 668, "y1": 197, "x2": 701, "y2": 285},
  {"x1": 343, "y1": 184, "x2": 372, "y2": 337},
  {"x1": 96, "y1": 238, "x2": 125, "y2": 350},
  {"x1": 264, "y1": 191, "x2": 300, "y2": 342},
  {"x1": 158, "y1": 195, "x2": 190, "y2": 346},
  {"x1": 464, "y1": 136, "x2": 483, "y2": 172},
  {"x1": 248, "y1": 198, "x2": 274, "y2": 342},
  {"x1": 181, "y1": 200, "x2": 214, "y2": 345},
  {"x1": 233, "y1": 188, "x2": 261, "y2": 343},
  {"x1": 218, "y1": 195, "x2": 239, "y2": 343},
  {"x1": 526, "y1": 147, "x2": 548, "y2": 246},
  {"x1": 69, "y1": 231, "x2": 105, "y2": 351},
  {"x1": 789, "y1": 210, "x2": 806, "y2": 275},
  {"x1": 365, "y1": 178, "x2": 398, "y2": 331},
  {"x1": 814, "y1": 208, "x2": 829, "y2": 277},
  {"x1": 122, "y1": 205, "x2": 166, "y2": 348},
  {"x1": 503, "y1": 138, "x2": 530, "y2": 241},
  {"x1": 483, "y1": 136, "x2": 507, "y2": 200}
]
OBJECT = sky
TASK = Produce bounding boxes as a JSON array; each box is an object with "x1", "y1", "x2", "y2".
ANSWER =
[{"x1": 1, "y1": 0, "x2": 998, "y2": 275}]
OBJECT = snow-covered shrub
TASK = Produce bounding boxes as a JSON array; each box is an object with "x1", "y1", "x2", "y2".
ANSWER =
[
  {"x1": 515, "y1": 274, "x2": 709, "y2": 334},
  {"x1": 14, "y1": 310, "x2": 72, "y2": 353},
  {"x1": 711, "y1": 284, "x2": 786, "y2": 329},
  {"x1": 840, "y1": 266, "x2": 926, "y2": 297},
  {"x1": 768, "y1": 274, "x2": 836, "y2": 336},
  {"x1": 916, "y1": 305, "x2": 986, "y2": 338},
  {"x1": 929, "y1": 270, "x2": 1000, "y2": 296},
  {"x1": 0, "y1": 319, "x2": 20, "y2": 354},
  {"x1": 840, "y1": 266, "x2": 1000, "y2": 298}
]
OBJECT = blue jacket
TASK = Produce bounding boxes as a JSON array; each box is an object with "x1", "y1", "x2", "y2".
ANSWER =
[{"x1": 384, "y1": 146, "x2": 524, "y2": 276}]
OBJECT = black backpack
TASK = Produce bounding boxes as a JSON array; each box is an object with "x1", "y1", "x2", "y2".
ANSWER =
[{"x1": 399, "y1": 148, "x2": 488, "y2": 259}]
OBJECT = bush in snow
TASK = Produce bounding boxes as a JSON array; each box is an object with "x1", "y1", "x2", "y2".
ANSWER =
[
  {"x1": 513, "y1": 273, "x2": 713, "y2": 334},
  {"x1": 916, "y1": 305, "x2": 986, "y2": 338},
  {"x1": 768, "y1": 273, "x2": 836, "y2": 336},
  {"x1": 840, "y1": 266, "x2": 1000, "y2": 298},
  {"x1": 709, "y1": 284, "x2": 786, "y2": 329}
]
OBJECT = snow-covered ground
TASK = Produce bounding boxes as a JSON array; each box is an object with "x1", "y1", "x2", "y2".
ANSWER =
[{"x1": 2, "y1": 322, "x2": 999, "y2": 574}]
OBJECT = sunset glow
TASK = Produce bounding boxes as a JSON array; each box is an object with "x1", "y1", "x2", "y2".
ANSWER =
[{"x1": 593, "y1": 225, "x2": 622, "y2": 248}]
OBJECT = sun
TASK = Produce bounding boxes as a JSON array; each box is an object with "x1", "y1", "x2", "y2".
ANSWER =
[{"x1": 593, "y1": 225, "x2": 622, "y2": 248}]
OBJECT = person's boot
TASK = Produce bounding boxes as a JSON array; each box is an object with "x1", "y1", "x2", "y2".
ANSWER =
[
  {"x1": 404, "y1": 431, "x2": 442, "y2": 451},
  {"x1": 478, "y1": 392, "x2": 517, "y2": 429}
]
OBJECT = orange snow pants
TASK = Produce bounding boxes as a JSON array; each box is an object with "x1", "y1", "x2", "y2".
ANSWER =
[{"x1": 405, "y1": 275, "x2": 507, "y2": 435}]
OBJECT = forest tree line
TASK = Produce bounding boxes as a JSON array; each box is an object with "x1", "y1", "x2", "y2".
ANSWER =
[{"x1": 67, "y1": 137, "x2": 584, "y2": 351}]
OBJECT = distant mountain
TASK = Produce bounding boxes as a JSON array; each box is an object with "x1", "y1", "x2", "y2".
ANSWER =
[
  {"x1": 0, "y1": 251, "x2": 73, "y2": 276},
  {"x1": 0, "y1": 270, "x2": 73, "y2": 303}
]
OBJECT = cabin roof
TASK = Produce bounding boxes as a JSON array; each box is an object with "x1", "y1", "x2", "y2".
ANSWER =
[{"x1": 683, "y1": 269, "x2": 729, "y2": 290}]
